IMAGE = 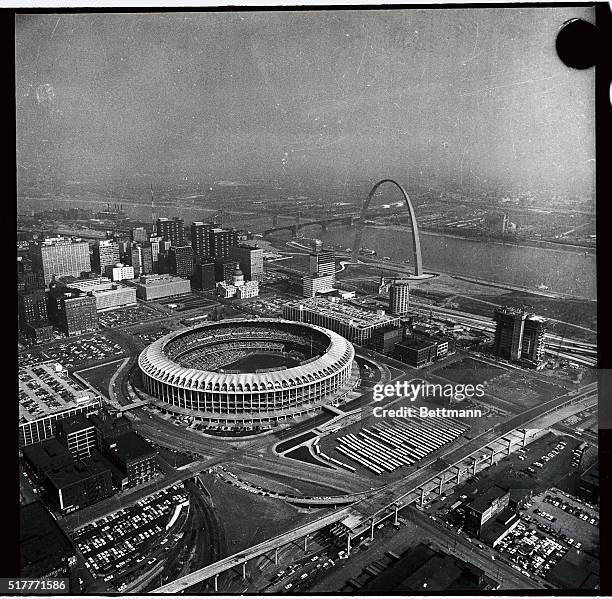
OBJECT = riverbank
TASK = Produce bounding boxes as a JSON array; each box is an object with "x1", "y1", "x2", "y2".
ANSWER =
[{"x1": 365, "y1": 224, "x2": 596, "y2": 254}]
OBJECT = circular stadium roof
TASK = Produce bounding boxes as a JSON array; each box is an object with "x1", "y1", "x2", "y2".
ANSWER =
[{"x1": 138, "y1": 318, "x2": 355, "y2": 389}]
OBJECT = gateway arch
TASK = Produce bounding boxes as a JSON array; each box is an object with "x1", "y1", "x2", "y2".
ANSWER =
[{"x1": 352, "y1": 179, "x2": 423, "y2": 276}]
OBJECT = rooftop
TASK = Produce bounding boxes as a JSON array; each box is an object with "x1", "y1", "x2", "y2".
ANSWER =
[
  {"x1": 359, "y1": 543, "x2": 490, "y2": 593},
  {"x1": 467, "y1": 485, "x2": 509, "y2": 513},
  {"x1": 22, "y1": 439, "x2": 73, "y2": 471},
  {"x1": 106, "y1": 432, "x2": 156, "y2": 463},
  {"x1": 19, "y1": 362, "x2": 99, "y2": 422},
  {"x1": 285, "y1": 298, "x2": 400, "y2": 329},
  {"x1": 56, "y1": 413, "x2": 95, "y2": 435},
  {"x1": 45, "y1": 454, "x2": 111, "y2": 488}
]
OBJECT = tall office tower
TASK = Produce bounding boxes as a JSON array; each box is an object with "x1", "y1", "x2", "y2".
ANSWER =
[
  {"x1": 214, "y1": 258, "x2": 239, "y2": 283},
  {"x1": 228, "y1": 244, "x2": 264, "y2": 281},
  {"x1": 389, "y1": 280, "x2": 411, "y2": 316},
  {"x1": 148, "y1": 235, "x2": 163, "y2": 271},
  {"x1": 311, "y1": 238, "x2": 323, "y2": 252},
  {"x1": 117, "y1": 240, "x2": 132, "y2": 263},
  {"x1": 140, "y1": 243, "x2": 154, "y2": 275},
  {"x1": 168, "y1": 245, "x2": 194, "y2": 278},
  {"x1": 210, "y1": 228, "x2": 238, "y2": 259},
  {"x1": 193, "y1": 260, "x2": 216, "y2": 290},
  {"x1": 130, "y1": 245, "x2": 143, "y2": 277},
  {"x1": 48, "y1": 286, "x2": 97, "y2": 336},
  {"x1": 131, "y1": 227, "x2": 148, "y2": 243},
  {"x1": 92, "y1": 239, "x2": 120, "y2": 274},
  {"x1": 521, "y1": 315, "x2": 547, "y2": 365},
  {"x1": 493, "y1": 306, "x2": 528, "y2": 361},
  {"x1": 18, "y1": 289, "x2": 49, "y2": 325},
  {"x1": 191, "y1": 222, "x2": 213, "y2": 260},
  {"x1": 30, "y1": 238, "x2": 91, "y2": 285},
  {"x1": 156, "y1": 217, "x2": 185, "y2": 247},
  {"x1": 309, "y1": 249, "x2": 336, "y2": 279}
]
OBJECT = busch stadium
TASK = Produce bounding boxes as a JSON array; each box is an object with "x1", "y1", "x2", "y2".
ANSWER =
[{"x1": 138, "y1": 319, "x2": 359, "y2": 425}]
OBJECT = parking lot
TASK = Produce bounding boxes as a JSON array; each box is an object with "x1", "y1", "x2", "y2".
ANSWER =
[
  {"x1": 528, "y1": 488, "x2": 599, "y2": 555},
  {"x1": 98, "y1": 305, "x2": 159, "y2": 328},
  {"x1": 496, "y1": 519, "x2": 566, "y2": 581},
  {"x1": 19, "y1": 362, "x2": 96, "y2": 422},
  {"x1": 71, "y1": 484, "x2": 190, "y2": 592},
  {"x1": 240, "y1": 292, "x2": 295, "y2": 317},
  {"x1": 40, "y1": 336, "x2": 126, "y2": 369}
]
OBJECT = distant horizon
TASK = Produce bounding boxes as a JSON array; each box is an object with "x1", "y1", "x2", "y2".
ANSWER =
[{"x1": 17, "y1": 8, "x2": 595, "y2": 199}]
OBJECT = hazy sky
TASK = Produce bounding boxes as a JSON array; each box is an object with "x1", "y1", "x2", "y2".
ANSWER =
[{"x1": 16, "y1": 9, "x2": 595, "y2": 195}]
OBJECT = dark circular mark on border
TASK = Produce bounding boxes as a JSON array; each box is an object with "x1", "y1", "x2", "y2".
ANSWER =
[{"x1": 556, "y1": 19, "x2": 600, "y2": 70}]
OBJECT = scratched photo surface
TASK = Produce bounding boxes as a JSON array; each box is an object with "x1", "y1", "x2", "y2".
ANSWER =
[{"x1": 16, "y1": 8, "x2": 598, "y2": 594}]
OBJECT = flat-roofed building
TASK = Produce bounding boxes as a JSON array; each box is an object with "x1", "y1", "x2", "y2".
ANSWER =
[
  {"x1": 302, "y1": 272, "x2": 335, "y2": 298},
  {"x1": 156, "y1": 217, "x2": 185, "y2": 247},
  {"x1": 125, "y1": 274, "x2": 191, "y2": 301},
  {"x1": 106, "y1": 263, "x2": 134, "y2": 282},
  {"x1": 103, "y1": 432, "x2": 158, "y2": 489},
  {"x1": 92, "y1": 239, "x2": 120, "y2": 274},
  {"x1": 389, "y1": 279, "x2": 410, "y2": 316},
  {"x1": 30, "y1": 238, "x2": 92, "y2": 285},
  {"x1": 22, "y1": 439, "x2": 74, "y2": 480},
  {"x1": 55, "y1": 414, "x2": 98, "y2": 460},
  {"x1": 464, "y1": 485, "x2": 510, "y2": 536},
  {"x1": 56, "y1": 276, "x2": 137, "y2": 311},
  {"x1": 394, "y1": 337, "x2": 437, "y2": 367},
  {"x1": 229, "y1": 243, "x2": 264, "y2": 281},
  {"x1": 43, "y1": 453, "x2": 113, "y2": 514},
  {"x1": 19, "y1": 362, "x2": 102, "y2": 447},
  {"x1": 283, "y1": 298, "x2": 401, "y2": 345},
  {"x1": 47, "y1": 287, "x2": 97, "y2": 336}
]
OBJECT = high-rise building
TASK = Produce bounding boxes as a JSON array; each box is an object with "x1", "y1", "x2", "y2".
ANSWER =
[
  {"x1": 156, "y1": 217, "x2": 185, "y2": 246},
  {"x1": 214, "y1": 258, "x2": 239, "y2": 283},
  {"x1": 389, "y1": 280, "x2": 411, "y2": 316},
  {"x1": 210, "y1": 227, "x2": 238, "y2": 259},
  {"x1": 492, "y1": 307, "x2": 546, "y2": 367},
  {"x1": 131, "y1": 227, "x2": 149, "y2": 243},
  {"x1": 30, "y1": 238, "x2": 91, "y2": 285},
  {"x1": 92, "y1": 240, "x2": 120, "y2": 274},
  {"x1": 192, "y1": 260, "x2": 216, "y2": 290},
  {"x1": 48, "y1": 287, "x2": 97, "y2": 336},
  {"x1": 228, "y1": 244, "x2": 264, "y2": 281},
  {"x1": 191, "y1": 222, "x2": 213, "y2": 260},
  {"x1": 18, "y1": 289, "x2": 53, "y2": 342},
  {"x1": 130, "y1": 244, "x2": 143, "y2": 278},
  {"x1": 168, "y1": 245, "x2": 194, "y2": 278},
  {"x1": 492, "y1": 307, "x2": 527, "y2": 361},
  {"x1": 309, "y1": 250, "x2": 336, "y2": 277},
  {"x1": 140, "y1": 243, "x2": 154, "y2": 275},
  {"x1": 18, "y1": 289, "x2": 48, "y2": 325},
  {"x1": 521, "y1": 315, "x2": 546, "y2": 365},
  {"x1": 302, "y1": 273, "x2": 335, "y2": 298},
  {"x1": 148, "y1": 235, "x2": 164, "y2": 271}
]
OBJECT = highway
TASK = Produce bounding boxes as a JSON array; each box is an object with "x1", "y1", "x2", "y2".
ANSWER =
[{"x1": 151, "y1": 509, "x2": 351, "y2": 593}]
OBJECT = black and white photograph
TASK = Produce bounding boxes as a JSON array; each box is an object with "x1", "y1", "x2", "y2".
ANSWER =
[{"x1": 15, "y1": 5, "x2": 603, "y2": 595}]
